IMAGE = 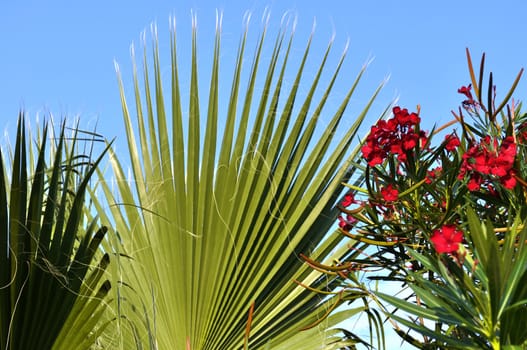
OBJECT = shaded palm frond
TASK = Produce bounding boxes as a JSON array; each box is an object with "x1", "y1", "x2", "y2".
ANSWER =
[{"x1": 0, "y1": 115, "x2": 112, "y2": 350}]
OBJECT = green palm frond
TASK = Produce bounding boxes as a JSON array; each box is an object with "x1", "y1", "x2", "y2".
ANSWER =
[
  {"x1": 93, "y1": 14, "x2": 385, "y2": 349},
  {"x1": 0, "y1": 115, "x2": 112, "y2": 350}
]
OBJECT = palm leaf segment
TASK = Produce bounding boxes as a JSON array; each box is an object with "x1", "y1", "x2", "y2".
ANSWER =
[
  {"x1": 0, "y1": 116, "x2": 112, "y2": 350},
  {"x1": 97, "y1": 15, "x2": 384, "y2": 349}
]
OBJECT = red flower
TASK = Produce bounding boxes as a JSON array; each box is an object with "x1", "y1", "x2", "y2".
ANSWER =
[
  {"x1": 444, "y1": 133, "x2": 460, "y2": 152},
  {"x1": 402, "y1": 133, "x2": 418, "y2": 150},
  {"x1": 341, "y1": 191, "x2": 356, "y2": 207},
  {"x1": 473, "y1": 152, "x2": 491, "y2": 174},
  {"x1": 458, "y1": 85, "x2": 473, "y2": 100},
  {"x1": 394, "y1": 107, "x2": 420, "y2": 126},
  {"x1": 467, "y1": 173, "x2": 483, "y2": 191},
  {"x1": 338, "y1": 214, "x2": 357, "y2": 231},
  {"x1": 361, "y1": 143, "x2": 385, "y2": 166},
  {"x1": 458, "y1": 84, "x2": 476, "y2": 108},
  {"x1": 500, "y1": 136, "x2": 516, "y2": 158},
  {"x1": 380, "y1": 184, "x2": 398, "y2": 202},
  {"x1": 501, "y1": 171, "x2": 517, "y2": 189},
  {"x1": 431, "y1": 224, "x2": 463, "y2": 254},
  {"x1": 419, "y1": 130, "x2": 429, "y2": 148}
]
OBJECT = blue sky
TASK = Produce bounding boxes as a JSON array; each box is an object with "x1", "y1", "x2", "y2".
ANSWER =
[
  {"x1": 2, "y1": 0, "x2": 526, "y2": 141},
  {"x1": 1, "y1": 1, "x2": 526, "y2": 348}
]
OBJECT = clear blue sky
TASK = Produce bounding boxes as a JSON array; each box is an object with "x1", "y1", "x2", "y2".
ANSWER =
[{"x1": 2, "y1": 0, "x2": 526, "y2": 141}]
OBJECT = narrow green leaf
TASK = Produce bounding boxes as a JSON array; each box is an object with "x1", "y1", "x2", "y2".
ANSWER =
[
  {"x1": 9, "y1": 116, "x2": 29, "y2": 348},
  {"x1": 0, "y1": 147, "x2": 10, "y2": 350}
]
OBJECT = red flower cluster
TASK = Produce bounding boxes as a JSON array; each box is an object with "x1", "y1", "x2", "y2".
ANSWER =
[
  {"x1": 430, "y1": 224, "x2": 463, "y2": 254},
  {"x1": 380, "y1": 184, "x2": 398, "y2": 202},
  {"x1": 458, "y1": 136, "x2": 517, "y2": 191},
  {"x1": 444, "y1": 133, "x2": 460, "y2": 152},
  {"x1": 338, "y1": 191, "x2": 357, "y2": 231},
  {"x1": 362, "y1": 107, "x2": 426, "y2": 166},
  {"x1": 425, "y1": 166, "x2": 442, "y2": 184}
]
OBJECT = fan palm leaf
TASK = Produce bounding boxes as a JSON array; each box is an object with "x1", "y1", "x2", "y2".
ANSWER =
[
  {"x1": 0, "y1": 116, "x2": 112, "y2": 350},
  {"x1": 93, "y1": 14, "x2": 385, "y2": 349}
]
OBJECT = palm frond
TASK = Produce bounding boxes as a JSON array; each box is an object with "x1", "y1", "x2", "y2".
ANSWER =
[
  {"x1": 94, "y1": 14, "x2": 385, "y2": 349},
  {"x1": 0, "y1": 115, "x2": 111, "y2": 350}
]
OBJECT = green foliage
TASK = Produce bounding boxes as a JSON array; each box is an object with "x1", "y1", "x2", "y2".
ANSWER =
[
  {"x1": 0, "y1": 116, "x2": 112, "y2": 350},
  {"x1": 304, "y1": 50, "x2": 527, "y2": 349},
  {"x1": 90, "y1": 15, "x2": 385, "y2": 349},
  {"x1": 378, "y1": 208, "x2": 527, "y2": 349}
]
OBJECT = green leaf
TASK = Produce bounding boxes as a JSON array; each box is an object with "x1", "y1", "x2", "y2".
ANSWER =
[
  {"x1": 94, "y1": 15, "x2": 384, "y2": 349},
  {"x1": 0, "y1": 116, "x2": 112, "y2": 350}
]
